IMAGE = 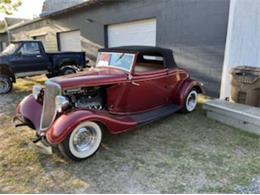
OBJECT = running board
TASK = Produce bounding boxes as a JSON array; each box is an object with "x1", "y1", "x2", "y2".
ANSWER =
[{"x1": 130, "y1": 104, "x2": 180, "y2": 124}]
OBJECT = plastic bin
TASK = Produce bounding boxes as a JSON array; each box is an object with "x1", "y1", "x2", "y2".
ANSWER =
[{"x1": 230, "y1": 66, "x2": 260, "y2": 107}]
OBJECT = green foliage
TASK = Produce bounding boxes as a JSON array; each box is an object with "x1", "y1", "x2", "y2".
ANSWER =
[{"x1": 0, "y1": 0, "x2": 22, "y2": 15}]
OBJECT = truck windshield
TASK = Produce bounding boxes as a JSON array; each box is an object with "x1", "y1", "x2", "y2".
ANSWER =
[
  {"x1": 96, "y1": 52, "x2": 135, "y2": 72},
  {"x1": 1, "y1": 43, "x2": 20, "y2": 55}
]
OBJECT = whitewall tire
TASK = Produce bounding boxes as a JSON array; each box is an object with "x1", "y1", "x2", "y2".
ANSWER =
[
  {"x1": 181, "y1": 89, "x2": 198, "y2": 113},
  {"x1": 58, "y1": 121, "x2": 102, "y2": 161}
]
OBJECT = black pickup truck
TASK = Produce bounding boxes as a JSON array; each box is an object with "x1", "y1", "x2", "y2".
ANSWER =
[{"x1": 0, "y1": 40, "x2": 88, "y2": 94}]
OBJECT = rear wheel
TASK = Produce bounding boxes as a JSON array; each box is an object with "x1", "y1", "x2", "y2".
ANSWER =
[
  {"x1": 0, "y1": 75, "x2": 12, "y2": 94},
  {"x1": 62, "y1": 67, "x2": 77, "y2": 75},
  {"x1": 181, "y1": 89, "x2": 198, "y2": 113},
  {"x1": 58, "y1": 121, "x2": 102, "y2": 161}
]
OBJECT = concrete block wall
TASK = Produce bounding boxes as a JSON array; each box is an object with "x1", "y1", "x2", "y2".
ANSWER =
[
  {"x1": 41, "y1": 0, "x2": 87, "y2": 16},
  {"x1": 51, "y1": 0, "x2": 229, "y2": 96}
]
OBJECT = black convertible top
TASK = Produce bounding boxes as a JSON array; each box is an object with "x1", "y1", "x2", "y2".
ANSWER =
[{"x1": 98, "y1": 46, "x2": 177, "y2": 68}]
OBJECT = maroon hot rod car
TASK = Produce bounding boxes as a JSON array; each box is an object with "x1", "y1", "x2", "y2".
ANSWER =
[{"x1": 14, "y1": 46, "x2": 204, "y2": 161}]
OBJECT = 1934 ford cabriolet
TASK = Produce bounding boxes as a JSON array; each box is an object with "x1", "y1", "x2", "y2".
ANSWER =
[{"x1": 14, "y1": 46, "x2": 204, "y2": 161}]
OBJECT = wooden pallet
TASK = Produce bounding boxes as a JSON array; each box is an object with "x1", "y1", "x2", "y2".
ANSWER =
[{"x1": 203, "y1": 99, "x2": 260, "y2": 136}]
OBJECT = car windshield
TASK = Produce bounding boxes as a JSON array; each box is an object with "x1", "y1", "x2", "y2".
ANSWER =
[
  {"x1": 96, "y1": 52, "x2": 135, "y2": 72},
  {"x1": 1, "y1": 43, "x2": 20, "y2": 55}
]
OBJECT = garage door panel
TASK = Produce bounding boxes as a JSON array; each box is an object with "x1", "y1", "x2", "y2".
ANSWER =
[
  {"x1": 59, "y1": 30, "x2": 81, "y2": 51},
  {"x1": 108, "y1": 19, "x2": 156, "y2": 47}
]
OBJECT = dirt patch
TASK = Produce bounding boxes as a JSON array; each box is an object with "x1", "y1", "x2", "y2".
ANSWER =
[{"x1": 0, "y1": 75, "x2": 259, "y2": 193}]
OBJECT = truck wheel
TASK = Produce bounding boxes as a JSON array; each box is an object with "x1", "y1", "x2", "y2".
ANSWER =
[
  {"x1": 58, "y1": 121, "x2": 102, "y2": 161},
  {"x1": 181, "y1": 89, "x2": 198, "y2": 113},
  {"x1": 0, "y1": 75, "x2": 13, "y2": 94},
  {"x1": 62, "y1": 67, "x2": 76, "y2": 75},
  {"x1": 46, "y1": 73, "x2": 58, "y2": 79}
]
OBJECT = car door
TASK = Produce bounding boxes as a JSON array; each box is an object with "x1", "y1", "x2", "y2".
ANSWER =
[
  {"x1": 107, "y1": 55, "x2": 172, "y2": 114},
  {"x1": 10, "y1": 42, "x2": 49, "y2": 75}
]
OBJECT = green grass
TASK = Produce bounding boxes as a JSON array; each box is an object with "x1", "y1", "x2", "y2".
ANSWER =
[{"x1": 13, "y1": 75, "x2": 46, "y2": 92}]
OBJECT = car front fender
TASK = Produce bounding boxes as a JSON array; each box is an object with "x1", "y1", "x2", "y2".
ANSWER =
[
  {"x1": 15, "y1": 95, "x2": 42, "y2": 130},
  {"x1": 46, "y1": 110, "x2": 137, "y2": 145},
  {"x1": 174, "y1": 79, "x2": 205, "y2": 107}
]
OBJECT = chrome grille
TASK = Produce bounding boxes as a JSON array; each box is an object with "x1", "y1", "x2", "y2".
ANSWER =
[{"x1": 40, "y1": 80, "x2": 61, "y2": 131}]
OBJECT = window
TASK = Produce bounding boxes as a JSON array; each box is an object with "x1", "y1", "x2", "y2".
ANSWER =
[
  {"x1": 96, "y1": 52, "x2": 135, "y2": 72},
  {"x1": 18, "y1": 42, "x2": 41, "y2": 55},
  {"x1": 1, "y1": 43, "x2": 20, "y2": 55},
  {"x1": 143, "y1": 55, "x2": 163, "y2": 61},
  {"x1": 134, "y1": 54, "x2": 165, "y2": 73}
]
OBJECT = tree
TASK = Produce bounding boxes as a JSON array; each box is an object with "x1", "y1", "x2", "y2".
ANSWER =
[
  {"x1": 0, "y1": 0, "x2": 22, "y2": 15},
  {"x1": 0, "y1": 0, "x2": 21, "y2": 32}
]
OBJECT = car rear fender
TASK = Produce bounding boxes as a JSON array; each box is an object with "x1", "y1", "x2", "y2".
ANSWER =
[
  {"x1": 174, "y1": 79, "x2": 205, "y2": 107},
  {"x1": 46, "y1": 110, "x2": 137, "y2": 145}
]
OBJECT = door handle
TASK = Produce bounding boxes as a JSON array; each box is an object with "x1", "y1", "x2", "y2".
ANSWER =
[
  {"x1": 36, "y1": 55, "x2": 42, "y2": 58},
  {"x1": 131, "y1": 81, "x2": 140, "y2": 86}
]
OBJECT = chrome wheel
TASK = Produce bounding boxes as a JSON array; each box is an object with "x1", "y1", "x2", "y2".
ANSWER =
[
  {"x1": 73, "y1": 127, "x2": 97, "y2": 152},
  {"x1": 185, "y1": 90, "x2": 198, "y2": 112},
  {"x1": 67, "y1": 121, "x2": 102, "y2": 160}
]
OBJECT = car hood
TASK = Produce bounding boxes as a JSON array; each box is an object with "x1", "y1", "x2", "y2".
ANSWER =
[{"x1": 50, "y1": 67, "x2": 129, "y2": 89}]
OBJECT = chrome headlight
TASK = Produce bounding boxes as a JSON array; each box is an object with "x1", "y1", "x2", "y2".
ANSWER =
[
  {"x1": 55, "y1": 95, "x2": 69, "y2": 112},
  {"x1": 32, "y1": 85, "x2": 43, "y2": 99}
]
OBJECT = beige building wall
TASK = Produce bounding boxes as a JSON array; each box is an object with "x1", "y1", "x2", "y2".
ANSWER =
[
  {"x1": 8, "y1": 17, "x2": 99, "y2": 64},
  {"x1": 9, "y1": 19, "x2": 58, "y2": 52}
]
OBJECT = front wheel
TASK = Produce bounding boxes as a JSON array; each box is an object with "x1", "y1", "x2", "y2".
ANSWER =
[
  {"x1": 0, "y1": 75, "x2": 13, "y2": 94},
  {"x1": 58, "y1": 121, "x2": 102, "y2": 161},
  {"x1": 181, "y1": 89, "x2": 198, "y2": 113}
]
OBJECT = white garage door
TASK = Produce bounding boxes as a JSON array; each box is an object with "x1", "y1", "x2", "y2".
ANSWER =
[
  {"x1": 108, "y1": 18, "x2": 156, "y2": 47},
  {"x1": 59, "y1": 30, "x2": 81, "y2": 51}
]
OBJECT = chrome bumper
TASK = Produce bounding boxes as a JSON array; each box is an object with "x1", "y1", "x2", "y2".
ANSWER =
[
  {"x1": 13, "y1": 115, "x2": 33, "y2": 129},
  {"x1": 13, "y1": 115, "x2": 53, "y2": 155}
]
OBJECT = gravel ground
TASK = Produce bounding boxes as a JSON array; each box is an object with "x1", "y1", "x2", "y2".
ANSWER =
[
  {"x1": 0, "y1": 75, "x2": 259, "y2": 193},
  {"x1": 236, "y1": 176, "x2": 260, "y2": 193}
]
